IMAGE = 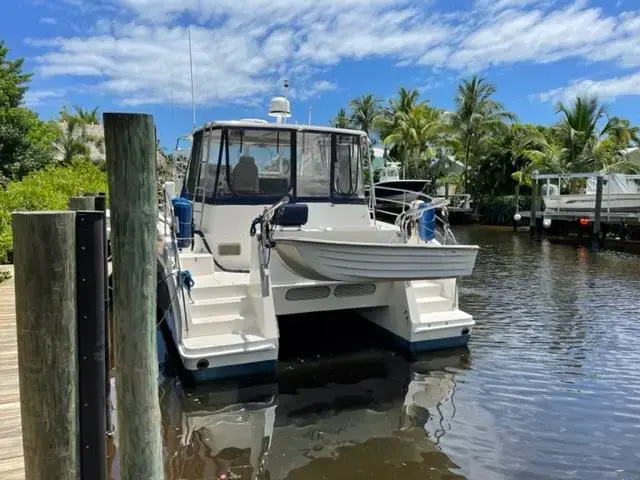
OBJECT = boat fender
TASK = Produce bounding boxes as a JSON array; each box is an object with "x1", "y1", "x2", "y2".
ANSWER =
[{"x1": 180, "y1": 270, "x2": 195, "y2": 291}]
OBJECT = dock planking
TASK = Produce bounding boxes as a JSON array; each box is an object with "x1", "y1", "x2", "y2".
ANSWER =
[{"x1": 0, "y1": 275, "x2": 25, "y2": 480}]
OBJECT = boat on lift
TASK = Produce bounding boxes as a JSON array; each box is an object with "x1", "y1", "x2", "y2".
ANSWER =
[
  {"x1": 371, "y1": 161, "x2": 429, "y2": 204},
  {"x1": 156, "y1": 92, "x2": 479, "y2": 382}
]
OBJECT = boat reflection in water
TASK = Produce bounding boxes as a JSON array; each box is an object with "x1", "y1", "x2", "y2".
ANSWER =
[{"x1": 160, "y1": 347, "x2": 470, "y2": 479}]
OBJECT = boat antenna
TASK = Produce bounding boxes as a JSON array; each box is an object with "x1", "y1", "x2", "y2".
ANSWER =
[
  {"x1": 308, "y1": 105, "x2": 312, "y2": 126},
  {"x1": 188, "y1": 25, "x2": 196, "y2": 131},
  {"x1": 283, "y1": 79, "x2": 289, "y2": 124}
]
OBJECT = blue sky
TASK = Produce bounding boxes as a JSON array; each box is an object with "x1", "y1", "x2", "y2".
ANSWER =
[{"x1": 2, "y1": 0, "x2": 640, "y2": 148}]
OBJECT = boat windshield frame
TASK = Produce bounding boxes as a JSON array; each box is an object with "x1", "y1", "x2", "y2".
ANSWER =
[{"x1": 182, "y1": 125, "x2": 368, "y2": 205}]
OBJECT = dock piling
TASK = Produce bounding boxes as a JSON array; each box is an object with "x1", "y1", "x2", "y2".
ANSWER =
[
  {"x1": 12, "y1": 212, "x2": 79, "y2": 479},
  {"x1": 104, "y1": 112, "x2": 163, "y2": 479},
  {"x1": 529, "y1": 179, "x2": 538, "y2": 235},
  {"x1": 69, "y1": 195, "x2": 96, "y2": 211},
  {"x1": 593, "y1": 175, "x2": 604, "y2": 250}
]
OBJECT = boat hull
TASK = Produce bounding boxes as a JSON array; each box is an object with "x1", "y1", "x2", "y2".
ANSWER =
[
  {"x1": 274, "y1": 238, "x2": 479, "y2": 282},
  {"x1": 372, "y1": 180, "x2": 428, "y2": 204},
  {"x1": 543, "y1": 194, "x2": 640, "y2": 213}
]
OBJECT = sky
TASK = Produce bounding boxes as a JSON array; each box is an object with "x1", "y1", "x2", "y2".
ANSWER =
[{"x1": 2, "y1": 0, "x2": 640, "y2": 148}]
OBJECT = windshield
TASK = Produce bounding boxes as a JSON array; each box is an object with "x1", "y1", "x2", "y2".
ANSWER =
[
  {"x1": 297, "y1": 131, "x2": 331, "y2": 196},
  {"x1": 184, "y1": 127, "x2": 366, "y2": 202}
]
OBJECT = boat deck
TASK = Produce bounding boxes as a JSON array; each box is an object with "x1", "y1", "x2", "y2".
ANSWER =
[{"x1": 0, "y1": 271, "x2": 25, "y2": 479}]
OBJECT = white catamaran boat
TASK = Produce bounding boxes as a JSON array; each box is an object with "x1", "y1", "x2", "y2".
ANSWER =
[{"x1": 156, "y1": 97, "x2": 479, "y2": 382}]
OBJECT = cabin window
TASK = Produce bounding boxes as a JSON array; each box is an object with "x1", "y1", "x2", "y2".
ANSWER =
[
  {"x1": 196, "y1": 129, "x2": 223, "y2": 199},
  {"x1": 297, "y1": 132, "x2": 331, "y2": 197},
  {"x1": 220, "y1": 128, "x2": 292, "y2": 197},
  {"x1": 334, "y1": 134, "x2": 363, "y2": 197}
]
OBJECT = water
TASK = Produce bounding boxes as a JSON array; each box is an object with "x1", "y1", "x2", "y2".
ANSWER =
[{"x1": 115, "y1": 226, "x2": 640, "y2": 479}]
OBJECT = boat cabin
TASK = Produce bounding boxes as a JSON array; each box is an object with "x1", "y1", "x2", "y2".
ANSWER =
[
  {"x1": 180, "y1": 121, "x2": 371, "y2": 270},
  {"x1": 182, "y1": 122, "x2": 367, "y2": 204},
  {"x1": 378, "y1": 162, "x2": 401, "y2": 183}
]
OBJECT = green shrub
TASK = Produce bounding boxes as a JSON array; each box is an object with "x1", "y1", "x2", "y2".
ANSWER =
[
  {"x1": 0, "y1": 160, "x2": 107, "y2": 262},
  {"x1": 476, "y1": 195, "x2": 532, "y2": 225}
]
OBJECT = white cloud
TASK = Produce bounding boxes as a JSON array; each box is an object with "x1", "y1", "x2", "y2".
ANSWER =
[
  {"x1": 450, "y1": 1, "x2": 620, "y2": 69},
  {"x1": 26, "y1": 0, "x2": 640, "y2": 107},
  {"x1": 39, "y1": 17, "x2": 58, "y2": 25},
  {"x1": 537, "y1": 71, "x2": 640, "y2": 103},
  {"x1": 23, "y1": 88, "x2": 66, "y2": 106}
]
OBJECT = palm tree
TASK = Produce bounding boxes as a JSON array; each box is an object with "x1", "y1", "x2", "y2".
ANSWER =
[
  {"x1": 349, "y1": 94, "x2": 381, "y2": 136},
  {"x1": 73, "y1": 105, "x2": 100, "y2": 124},
  {"x1": 389, "y1": 87, "x2": 424, "y2": 116},
  {"x1": 606, "y1": 116, "x2": 640, "y2": 149},
  {"x1": 382, "y1": 105, "x2": 443, "y2": 177},
  {"x1": 553, "y1": 96, "x2": 613, "y2": 171},
  {"x1": 55, "y1": 106, "x2": 103, "y2": 164},
  {"x1": 332, "y1": 107, "x2": 350, "y2": 128},
  {"x1": 450, "y1": 75, "x2": 516, "y2": 193}
]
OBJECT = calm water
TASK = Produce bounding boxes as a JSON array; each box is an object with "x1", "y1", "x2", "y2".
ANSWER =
[{"x1": 116, "y1": 226, "x2": 640, "y2": 479}]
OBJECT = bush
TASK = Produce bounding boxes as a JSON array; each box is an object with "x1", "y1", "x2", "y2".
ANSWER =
[
  {"x1": 476, "y1": 195, "x2": 532, "y2": 225},
  {"x1": 0, "y1": 160, "x2": 107, "y2": 262}
]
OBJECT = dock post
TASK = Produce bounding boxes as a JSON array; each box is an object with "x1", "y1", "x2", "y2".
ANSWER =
[
  {"x1": 513, "y1": 182, "x2": 520, "y2": 231},
  {"x1": 94, "y1": 193, "x2": 114, "y2": 434},
  {"x1": 12, "y1": 212, "x2": 79, "y2": 479},
  {"x1": 593, "y1": 175, "x2": 604, "y2": 250},
  {"x1": 75, "y1": 211, "x2": 107, "y2": 480},
  {"x1": 529, "y1": 179, "x2": 538, "y2": 236},
  {"x1": 69, "y1": 195, "x2": 96, "y2": 211},
  {"x1": 103, "y1": 112, "x2": 163, "y2": 479}
]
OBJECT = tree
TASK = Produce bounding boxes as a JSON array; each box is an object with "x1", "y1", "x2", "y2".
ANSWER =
[
  {"x1": 450, "y1": 75, "x2": 516, "y2": 193},
  {"x1": 0, "y1": 41, "x2": 57, "y2": 183},
  {"x1": 54, "y1": 106, "x2": 104, "y2": 164},
  {"x1": 378, "y1": 88, "x2": 431, "y2": 172},
  {"x1": 332, "y1": 107, "x2": 350, "y2": 128},
  {"x1": 553, "y1": 96, "x2": 613, "y2": 171},
  {"x1": 349, "y1": 94, "x2": 381, "y2": 136},
  {"x1": 0, "y1": 41, "x2": 31, "y2": 109},
  {"x1": 382, "y1": 105, "x2": 444, "y2": 178},
  {"x1": 73, "y1": 105, "x2": 100, "y2": 124}
]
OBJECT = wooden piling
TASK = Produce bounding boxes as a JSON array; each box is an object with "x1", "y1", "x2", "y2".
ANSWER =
[
  {"x1": 103, "y1": 112, "x2": 163, "y2": 479},
  {"x1": 69, "y1": 195, "x2": 96, "y2": 211},
  {"x1": 529, "y1": 180, "x2": 538, "y2": 235},
  {"x1": 593, "y1": 175, "x2": 604, "y2": 250},
  {"x1": 12, "y1": 212, "x2": 79, "y2": 479}
]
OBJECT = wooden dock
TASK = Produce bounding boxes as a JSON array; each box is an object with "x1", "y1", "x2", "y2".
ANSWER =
[{"x1": 0, "y1": 272, "x2": 25, "y2": 479}]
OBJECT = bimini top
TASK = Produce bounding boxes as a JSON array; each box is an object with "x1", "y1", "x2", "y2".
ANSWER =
[{"x1": 193, "y1": 120, "x2": 368, "y2": 138}]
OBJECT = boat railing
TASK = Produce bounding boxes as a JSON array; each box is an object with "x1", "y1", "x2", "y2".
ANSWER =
[
  {"x1": 395, "y1": 199, "x2": 458, "y2": 245},
  {"x1": 160, "y1": 185, "x2": 191, "y2": 331},
  {"x1": 440, "y1": 193, "x2": 471, "y2": 210},
  {"x1": 366, "y1": 184, "x2": 458, "y2": 245}
]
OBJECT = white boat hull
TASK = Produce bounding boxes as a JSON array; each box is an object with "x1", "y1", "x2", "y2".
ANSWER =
[
  {"x1": 274, "y1": 237, "x2": 479, "y2": 282},
  {"x1": 543, "y1": 194, "x2": 640, "y2": 213}
]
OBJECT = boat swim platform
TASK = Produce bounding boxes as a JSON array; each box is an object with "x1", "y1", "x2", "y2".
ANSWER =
[{"x1": 0, "y1": 270, "x2": 25, "y2": 480}]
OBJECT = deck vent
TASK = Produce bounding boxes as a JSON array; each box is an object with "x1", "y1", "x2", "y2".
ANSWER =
[
  {"x1": 285, "y1": 286, "x2": 331, "y2": 301},
  {"x1": 334, "y1": 284, "x2": 376, "y2": 298}
]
